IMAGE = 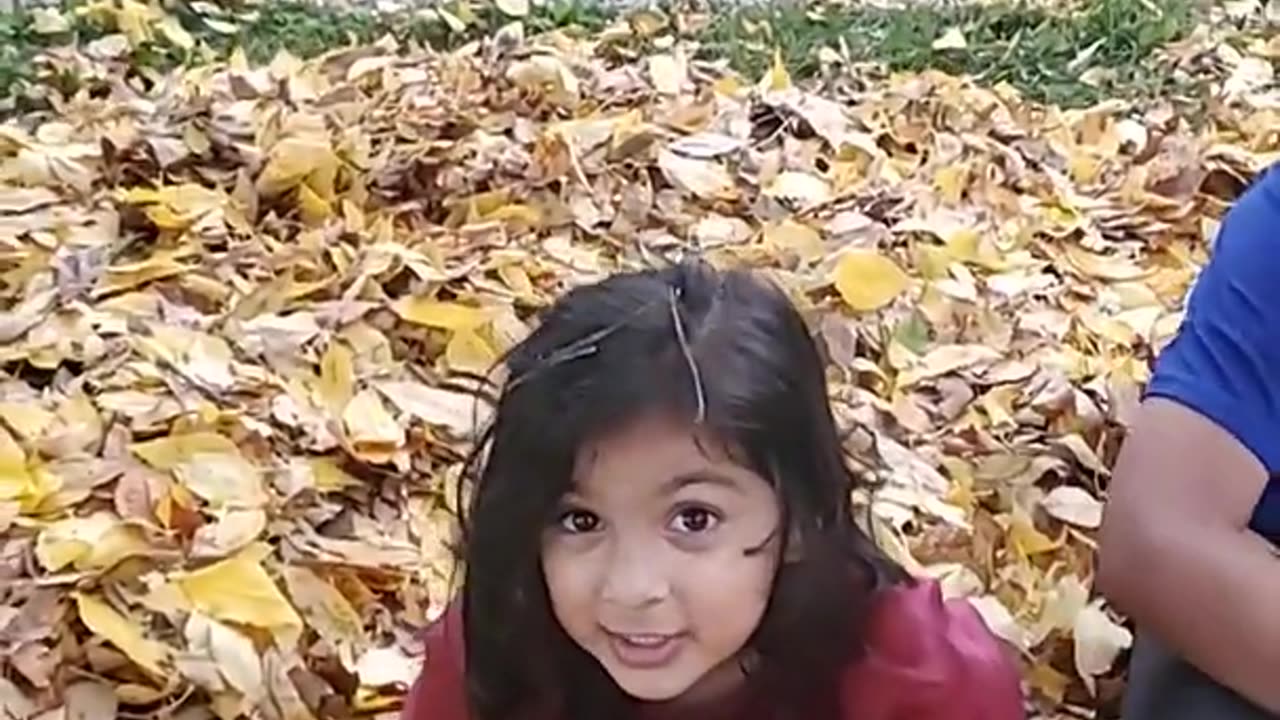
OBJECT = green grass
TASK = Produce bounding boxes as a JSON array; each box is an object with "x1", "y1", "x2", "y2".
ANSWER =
[
  {"x1": 0, "y1": 0, "x2": 1204, "y2": 114},
  {"x1": 698, "y1": 0, "x2": 1200, "y2": 107}
]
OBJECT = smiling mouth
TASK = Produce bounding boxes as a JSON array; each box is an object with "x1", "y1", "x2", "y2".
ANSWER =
[{"x1": 603, "y1": 630, "x2": 689, "y2": 670}]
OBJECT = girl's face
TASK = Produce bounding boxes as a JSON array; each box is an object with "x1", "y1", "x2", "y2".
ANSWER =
[{"x1": 540, "y1": 413, "x2": 783, "y2": 704}]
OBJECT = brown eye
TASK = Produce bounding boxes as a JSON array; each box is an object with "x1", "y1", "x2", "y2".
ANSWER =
[
  {"x1": 671, "y1": 506, "x2": 719, "y2": 534},
  {"x1": 559, "y1": 510, "x2": 601, "y2": 534}
]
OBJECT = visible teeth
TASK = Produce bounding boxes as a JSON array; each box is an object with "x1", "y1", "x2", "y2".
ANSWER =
[{"x1": 621, "y1": 635, "x2": 668, "y2": 647}]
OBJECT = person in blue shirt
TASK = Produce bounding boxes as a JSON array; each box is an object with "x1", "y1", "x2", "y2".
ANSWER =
[{"x1": 1098, "y1": 163, "x2": 1280, "y2": 719}]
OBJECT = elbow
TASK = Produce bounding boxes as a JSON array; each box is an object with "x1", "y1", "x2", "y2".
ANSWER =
[{"x1": 1095, "y1": 501, "x2": 1153, "y2": 616}]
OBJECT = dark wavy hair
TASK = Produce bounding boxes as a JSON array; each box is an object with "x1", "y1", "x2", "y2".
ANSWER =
[{"x1": 455, "y1": 259, "x2": 909, "y2": 720}]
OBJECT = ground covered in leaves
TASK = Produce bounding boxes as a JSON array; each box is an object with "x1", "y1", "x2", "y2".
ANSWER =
[{"x1": 3, "y1": 0, "x2": 1280, "y2": 718}]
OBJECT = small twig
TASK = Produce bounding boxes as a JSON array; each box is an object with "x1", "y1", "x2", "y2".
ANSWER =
[{"x1": 668, "y1": 287, "x2": 705, "y2": 424}]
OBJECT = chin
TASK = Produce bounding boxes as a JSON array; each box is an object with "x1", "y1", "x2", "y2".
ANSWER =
[
  {"x1": 613, "y1": 677, "x2": 696, "y2": 702},
  {"x1": 604, "y1": 666, "x2": 701, "y2": 702}
]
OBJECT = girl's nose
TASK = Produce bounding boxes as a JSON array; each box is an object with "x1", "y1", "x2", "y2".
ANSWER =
[{"x1": 599, "y1": 541, "x2": 669, "y2": 608}]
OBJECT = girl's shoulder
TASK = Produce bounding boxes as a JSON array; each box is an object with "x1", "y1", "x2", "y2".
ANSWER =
[{"x1": 836, "y1": 578, "x2": 1026, "y2": 720}]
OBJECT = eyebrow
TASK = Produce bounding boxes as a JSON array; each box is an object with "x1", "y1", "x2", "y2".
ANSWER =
[{"x1": 661, "y1": 471, "x2": 748, "y2": 496}]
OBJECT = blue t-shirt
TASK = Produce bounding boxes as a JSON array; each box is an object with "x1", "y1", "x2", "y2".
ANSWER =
[{"x1": 1145, "y1": 162, "x2": 1280, "y2": 538}]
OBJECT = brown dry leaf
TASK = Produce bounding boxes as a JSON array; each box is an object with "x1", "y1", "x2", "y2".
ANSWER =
[{"x1": 65, "y1": 680, "x2": 119, "y2": 720}]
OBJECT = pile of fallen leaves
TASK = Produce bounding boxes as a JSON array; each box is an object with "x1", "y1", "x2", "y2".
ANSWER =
[{"x1": 4, "y1": 1, "x2": 1280, "y2": 718}]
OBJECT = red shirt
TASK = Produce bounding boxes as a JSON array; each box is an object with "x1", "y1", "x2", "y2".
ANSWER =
[{"x1": 401, "y1": 579, "x2": 1026, "y2": 720}]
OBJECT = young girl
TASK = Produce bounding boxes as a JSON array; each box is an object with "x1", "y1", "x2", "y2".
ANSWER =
[{"x1": 402, "y1": 260, "x2": 1025, "y2": 720}]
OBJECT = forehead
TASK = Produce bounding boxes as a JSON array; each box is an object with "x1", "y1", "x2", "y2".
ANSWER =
[{"x1": 569, "y1": 413, "x2": 773, "y2": 499}]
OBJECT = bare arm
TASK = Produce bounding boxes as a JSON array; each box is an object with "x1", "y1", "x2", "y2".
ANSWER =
[{"x1": 1097, "y1": 396, "x2": 1280, "y2": 711}]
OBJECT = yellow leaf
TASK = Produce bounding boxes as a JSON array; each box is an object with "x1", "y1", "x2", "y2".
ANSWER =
[
  {"x1": 495, "y1": 0, "x2": 529, "y2": 17},
  {"x1": 175, "y1": 452, "x2": 267, "y2": 509},
  {"x1": 37, "y1": 512, "x2": 150, "y2": 572},
  {"x1": 318, "y1": 342, "x2": 355, "y2": 415},
  {"x1": 130, "y1": 432, "x2": 240, "y2": 471},
  {"x1": 0, "y1": 403, "x2": 54, "y2": 441},
  {"x1": 74, "y1": 593, "x2": 169, "y2": 677},
  {"x1": 483, "y1": 203, "x2": 542, "y2": 230},
  {"x1": 0, "y1": 427, "x2": 39, "y2": 504},
  {"x1": 392, "y1": 298, "x2": 491, "y2": 331},
  {"x1": 1028, "y1": 661, "x2": 1071, "y2": 705},
  {"x1": 343, "y1": 390, "x2": 401, "y2": 445},
  {"x1": 306, "y1": 457, "x2": 361, "y2": 492},
  {"x1": 97, "y1": 252, "x2": 191, "y2": 296},
  {"x1": 762, "y1": 49, "x2": 791, "y2": 91},
  {"x1": 978, "y1": 385, "x2": 1019, "y2": 427},
  {"x1": 764, "y1": 219, "x2": 824, "y2": 262},
  {"x1": 173, "y1": 544, "x2": 303, "y2": 644},
  {"x1": 297, "y1": 183, "x2": 332, "y2": 226},
  {"x1": 446, "y1": 327, "x2": 499, "y2": 374},
  {"x1": 1008, "y1": 514, "x2": 1061, "y2": 560},
  {"x1": 497, "y1": 263, "x2": 535, "y2": 298},
  {"x1": 833, "y1": 250, "x2": 910, "y2": 312},
  {"x1": 257, "y1": 138, "x2": 336, "y2": 197},
  {"x1": 116, "y1": 0, "x2": 154, "y2": 46},
  {"x1": 192, "y1": 508, "x2": 267, "y2": 559},
  {"x1": 763, "y1": 171, "x2": 832, "y2": 206},
  {"x1": 1063, "y1": 244, "x2": 1151, "y2": 281}
]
